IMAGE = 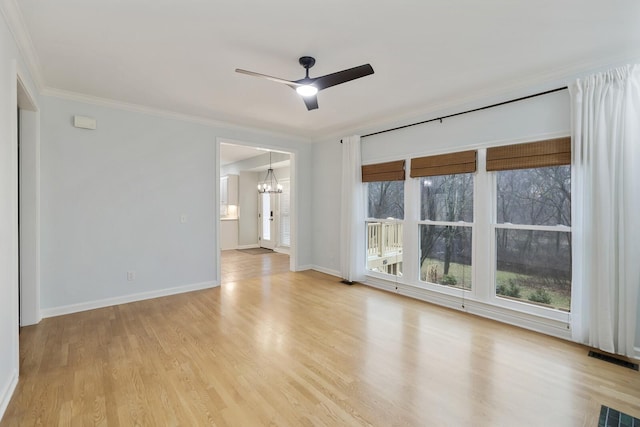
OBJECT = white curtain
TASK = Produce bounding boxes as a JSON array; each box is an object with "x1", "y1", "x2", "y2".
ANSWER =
[
  {"x1": 340, "y1": 135, "x2": 366, "y2": 282},
  {"x1": 570, "y1": 64, "x2": 640, "y2": 358}
]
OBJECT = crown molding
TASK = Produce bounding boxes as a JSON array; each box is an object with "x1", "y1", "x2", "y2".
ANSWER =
[
  {"x1": 41, "y1": 87, "x2": 312, "y2": 144},
  {"x1": 0, "y1": 0, "x2": 45, "y2": 91}
]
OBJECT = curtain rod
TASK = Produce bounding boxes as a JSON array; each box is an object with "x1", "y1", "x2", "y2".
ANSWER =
[{"x1": 349, "y1": 86, "x2": 568, "y2": 140}]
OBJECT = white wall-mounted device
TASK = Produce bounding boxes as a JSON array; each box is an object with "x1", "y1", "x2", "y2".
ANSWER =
[{"x1": 73, "y1": 115, "x2": 97, "y2": 130}]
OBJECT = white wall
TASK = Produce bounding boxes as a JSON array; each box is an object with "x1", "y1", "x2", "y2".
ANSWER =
[
  {"x1": 361, "y1": 89, "x2": 570, "y2": 163},
  {"x1": 39, "y1": 96, "x2": 313, "y2": 314},
  {"x1": 0, "y1": 7, "x2": 40, "y2": 419},
  {"x1": 310, "y1": 140, "x2": 342, "y2": 276},
  {"x1": 238, "y1": 171, "x2": 258, "y2": 247},
  {"x1": 40, "y1": 97, "x2": 218, "y2": 312},
  {"x1": 221, "y1": 151, "x2": 289, "y2": 175}
]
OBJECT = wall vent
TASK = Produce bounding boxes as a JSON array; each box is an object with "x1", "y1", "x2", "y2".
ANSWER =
[
  {"x1": 588, "y1": 351, "x2": 639, "y2": 371},
  {"x1": 599, "y1": 405, "x2": 640, "y2": 427}
]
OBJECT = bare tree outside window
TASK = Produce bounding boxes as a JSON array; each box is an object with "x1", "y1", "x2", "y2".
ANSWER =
[
  {"x1": 495, "y1": 166, "x2": 572, "y2": 311},
  {"x1": 367, "y1": 181, "x2": 404, "y2": 220},
  {"x1": 419, "y1": 174, "x2": 473, "y2": 289}
]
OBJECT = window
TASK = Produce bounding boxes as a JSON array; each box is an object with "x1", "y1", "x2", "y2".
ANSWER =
[
  {"x1": 419, "y1": 174, "x2": 473, "y2": 289},
  {"x1": 488, "y1": 138, "x2": 572, "y2": 311},
  {"x1": 366, "y1": 181, "x2": 404, "y2": 277},
  {"x1": 494, "y1": 166, "x2": 571, "y2": 310},
  {"x1": 411, "y1": 150, "x2": 476, "y2": 290},
  {"x1": 362, "y1": 160, "x2": 405, "y2": 278},
  {"x1": 367, "y1": 180, "x2": 404, "y2": 220},
  {"x1": 360, "y1": 138, "x2": 572, "y2": 325}
]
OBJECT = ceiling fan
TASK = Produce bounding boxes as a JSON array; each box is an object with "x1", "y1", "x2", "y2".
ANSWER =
[{"x1": 235, "y1": 56, "x2": 374, "y2": 111}]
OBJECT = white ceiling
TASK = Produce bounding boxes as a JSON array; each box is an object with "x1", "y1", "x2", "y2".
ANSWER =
[
  {"x1": 220, "y1": 144, "x2": 290, "y2": 172},
  {"x1": 219, "y1": 144, "x2": 268, "y2": 166},
  {"x1": 9, "y1": 0, "x2": 640, "y2": 140}
]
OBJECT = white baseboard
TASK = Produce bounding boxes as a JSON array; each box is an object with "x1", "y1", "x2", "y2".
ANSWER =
[
  {"x1": 295, "y1": 264, "x2": 314, "y2": 272},
  {"x1": 20, "y1": 311, "x2": 41, "y2": 326},
  {"x1": 310, "y1": 265, "x2": 342, "y2": 278},
  {"x1": 274, "y1": 247, "x2": 290, "y2": 255},
  {"x1": 41, "y1": 280, "x2": 219, "y2": 318},
  {"x1": 0, "y1": 369, "x2": 18, "y2": 421},
  {"x1": 236, "y1": 244, "x2": 259, "y2": 249}
]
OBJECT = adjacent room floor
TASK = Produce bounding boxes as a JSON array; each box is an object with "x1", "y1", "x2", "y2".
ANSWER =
[
  {"x1": 221, "y1": 248, "x2": 290, "y2": 284},
  {"x1": 2, "y1": 254, "x2": 639, "y2": 426}
]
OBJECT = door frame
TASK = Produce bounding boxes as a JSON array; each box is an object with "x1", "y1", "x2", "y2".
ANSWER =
[
  {"x1": 215, "y1": 137, "x2": 297, "y2": 285},
  {"x1": 16, "y1": 72, "x2": 40, "y2": 327}
]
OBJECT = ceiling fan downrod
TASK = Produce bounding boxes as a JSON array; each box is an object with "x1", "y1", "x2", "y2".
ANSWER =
[{"x1": 299, "y1": 56, "x2": 316, "y2": 79}]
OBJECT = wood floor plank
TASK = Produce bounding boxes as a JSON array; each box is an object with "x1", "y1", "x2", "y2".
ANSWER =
[{"x1": 2, "y1": 250, "x2": 640, "y2": 426}]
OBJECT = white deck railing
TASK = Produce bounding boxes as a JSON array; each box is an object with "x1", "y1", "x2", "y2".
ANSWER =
[{"x1": 367, "y1": 222, "x2": 403, "y2": 258}]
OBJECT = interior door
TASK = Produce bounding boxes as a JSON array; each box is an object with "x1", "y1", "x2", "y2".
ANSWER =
[{"x1": 259, "y1": 193, "x2": 277, "y2": 249}]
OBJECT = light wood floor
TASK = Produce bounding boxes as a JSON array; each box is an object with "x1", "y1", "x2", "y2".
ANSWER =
[
  {"x1": 3, "y1": 250, "x2": 639, "y2": 426},
  {"x1": 221, "y1": 249, "x2": 291, "y2": 284}
]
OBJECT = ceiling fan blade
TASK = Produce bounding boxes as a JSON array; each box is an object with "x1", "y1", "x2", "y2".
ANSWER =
[
  {"x1": 235, "y1": 69, "x2": 302, "y2": 87},
  {"x1": 302, "y1": 95, "x2": 319, "y2": 111},
  {"x1": 307, "y1": 64, "x2": 374, "y2": 91}
]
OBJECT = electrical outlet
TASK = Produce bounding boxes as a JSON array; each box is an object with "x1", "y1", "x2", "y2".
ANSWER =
[{"x1": 127, "y1": 271, "x2": 136, "y2": 281}]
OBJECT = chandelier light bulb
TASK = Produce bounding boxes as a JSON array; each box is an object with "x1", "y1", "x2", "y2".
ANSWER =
[{"x1": 257, "y1": 152, "x2": 284, "y2": 194}]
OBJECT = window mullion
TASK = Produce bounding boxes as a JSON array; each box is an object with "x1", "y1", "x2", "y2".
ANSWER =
[
  {"x1": 474, "y1": 148, "x2": 493, "y2": 302},
  {"x1": 404, "y1": 159, "x2": 419, "y2": 284},
  {"x1": 417, "y1": 220, "x2": 473, "y2": 227},
  {"x1": 495, "y1": 223, "x2": 571, "y2": 232}
]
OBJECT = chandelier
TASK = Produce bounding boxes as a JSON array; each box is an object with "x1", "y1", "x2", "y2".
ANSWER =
[{"x1": 257, "y1": 152, "x2": 283, "y2": 193}]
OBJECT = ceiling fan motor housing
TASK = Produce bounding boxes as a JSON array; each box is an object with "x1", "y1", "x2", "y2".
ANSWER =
[{"x1": 299, "y1": 56, "x2": 316, "y2": 69}]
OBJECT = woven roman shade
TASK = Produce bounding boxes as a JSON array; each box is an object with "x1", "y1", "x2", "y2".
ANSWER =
[
  {"x1": 486, "y1": 137, "x2": 571, "y2": 171},
  {"x1": 410, "y1": 150, "x2": 477, "y2": 178},
  {"x1": 361, "y1": 160, "x2": 405, "y2": 182}
]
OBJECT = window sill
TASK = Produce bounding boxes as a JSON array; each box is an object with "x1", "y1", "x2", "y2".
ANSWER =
[{"x1": 364, "y1": 274, "x2": 572, "y2": 341}]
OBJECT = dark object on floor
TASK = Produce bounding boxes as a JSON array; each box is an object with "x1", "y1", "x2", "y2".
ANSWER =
[
  {"x1": 599, "y1": 405, "x2": 640, "y2": 427},
  {"x1": 588, "y1": 351, "x2": 639, "y2": 371},
  {"x1": 340, "y1": 280, "x2": 354, "y2": 285},
  {"x1": 236, "y1": 248, "x2": 275, "y2": 255}
]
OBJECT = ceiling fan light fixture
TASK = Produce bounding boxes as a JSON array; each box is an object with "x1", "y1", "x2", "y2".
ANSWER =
[
  {"x1": 296, "y1": 85, "x2": 318, "y2": 97},
  {"x1": 236, "y1": 56, "x2": 374, "y2": 110}
]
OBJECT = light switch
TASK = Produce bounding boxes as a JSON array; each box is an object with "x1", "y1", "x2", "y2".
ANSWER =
[{"x1": 180, "y1": 214, "x2": 187, "y2": 224}]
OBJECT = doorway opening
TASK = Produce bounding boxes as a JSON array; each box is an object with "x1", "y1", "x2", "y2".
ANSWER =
[
  {"x1": 217, "y1": 140, "x2": 295, "y2": 284},
  {"x1": 258, "y1": 177, "x2": 291, "y2": 252},
  {"x1": 258, "y1": 192, "x2": 276, "y2": 250}
]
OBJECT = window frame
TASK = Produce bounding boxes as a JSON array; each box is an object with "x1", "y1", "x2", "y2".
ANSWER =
[
  {"x1": 361, "y1": 138, "x2": 573, "y2": 325},
  {"x1": 489, "y1": 167, "x2": 573, "y2": 319},
  {"x1": 416, "y1": 172, "x2": 475, "y2": 293},
  {"x1": 364, "y1": 180, "x2": 405, "y2": 280}
]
